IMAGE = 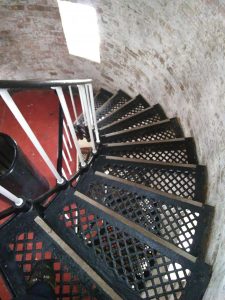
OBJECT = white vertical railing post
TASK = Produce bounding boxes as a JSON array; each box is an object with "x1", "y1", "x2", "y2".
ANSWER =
[
  {"x1": 78, "y1": 85, "x2": 97, "y2": 154},
  {"x1": 63, "y1": 120, "x2": 72, "y2": 149},
  {"x1": 0, "y1": 185, "x2": 24, "y2": 207},
  {"x1": 53, "y1": 87, "x2": 86, "y2": 167},
  {"x1": 84, "y1": 84, "x2": 94, "y2": 128},
  {"x1": 63, "y1": 134, "x2": 72, "y2": 162},
  {"x1": 0, "y1": 89, "x2": 64, "y2": 184},
  {"x1": 68, "y1": 86, "x2": 79, "y2": 124},
  {"x1": 87, "y1": 83, "x2": 100, "y2": 143}
]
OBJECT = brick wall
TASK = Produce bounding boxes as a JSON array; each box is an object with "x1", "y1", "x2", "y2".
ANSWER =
[{"x1": 1, "y1": 1, "x2": 225, "y2": 298}]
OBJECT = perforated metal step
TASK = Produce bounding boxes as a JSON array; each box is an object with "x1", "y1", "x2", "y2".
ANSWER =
[
  {"x1": 0, "y1": 211, "x2": 113, "y2": 300},
  {"x1": 76, "y1": 170, "x2": 213, "y2": 257},
  {"x1": 98, "y1": 95, "x2": 150, "y2": 128},
  {"x1": 101, "y1": 138, "x2": 198, "y2": 164},
  {"x1": 45, "y1": 189, "x2": 211, "y2": 300},
  {"x1": 101, "y1": 118, "x2": 184, "y2": 143},
  {"x1": 96, "y1": 90, "x2": 131, "y2": 123},
  {"x1": 94, "y1": 88, "x2": 113, "y2": 110},
  {"x1": 99, "y1": 104, "x2": 167, "y2": 134},
  {"x1": 92, "y1": 156, "x2": 207, "y2": 202}
]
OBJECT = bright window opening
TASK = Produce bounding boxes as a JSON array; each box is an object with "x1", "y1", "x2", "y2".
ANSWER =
[{"x1": 57, "y1": 0, "x2": 101, "y2": 63}]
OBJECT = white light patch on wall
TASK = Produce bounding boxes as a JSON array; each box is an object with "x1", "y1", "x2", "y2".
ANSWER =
[{"x1": 58, "y1": 1, "x2": 100, "y2": 63}]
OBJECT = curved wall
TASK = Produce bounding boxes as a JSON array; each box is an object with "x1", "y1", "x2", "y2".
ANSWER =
[{"x1": 1, "y1": 1, "x2": 225, "y2": 298}]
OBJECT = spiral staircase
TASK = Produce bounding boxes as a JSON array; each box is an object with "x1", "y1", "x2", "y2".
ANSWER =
[{"x1": 0, "y1": 88, "x2": 213, "y2": 300}]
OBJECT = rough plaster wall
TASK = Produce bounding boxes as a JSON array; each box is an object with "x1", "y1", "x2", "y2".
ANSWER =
[{"x1": 1, "y1": 0, "x2": 225, "y2": 298}]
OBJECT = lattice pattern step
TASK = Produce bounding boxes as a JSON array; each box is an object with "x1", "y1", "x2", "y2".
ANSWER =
[
  {"x1": 101, "y1": 138, "x2": 198, "y2": 164},
  {"x1": 96, "y1": 90, "x2": 131, "y2": 122},
  {"x1": 76, "y1": 171, "x2": 213, "y2": 257},
  {"x1": 98, "y1": 95, "x2": 150, "y2": 128},
  {"x1": 93, "y1": 156, "x2": 207, "y2": 201},
  {"x1": 94, "y1": 88, "x2": 113, "y2": 110},
  {"x1": 99, "y1": 104, "x2": 166, "y2": 134},
  {"x1": 0, "y1": 212, "x2": 111, "y2": 300},
  {"x1": 45, "y1": 190, "x2": 211, "y2": 300},
  {"x1": 101, "y1": 118, "x2": 184, "y2": 143}
]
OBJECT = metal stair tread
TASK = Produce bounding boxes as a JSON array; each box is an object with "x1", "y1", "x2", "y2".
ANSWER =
[
  {"x1": 76, "y1": 170, "x2": 213, "y2": 257},
  {"x1": 44, "y1": 189, "x2": 211, "y2": 300},
  {"x1": 97, "y1": 94, "x2": 150, "y2": 128},
  {"x1": 94, "y1": 88, "x2": 113, "y2": 109},
  {"x1": 95, "y1": 89, "x2": 132, "y2": 122},
  {"x1": 101, "y1": 118, "x2": 184, "y2": 143},
  {"x1": 101, "y1": 138, "x2": 199, "y2": 164},
  {"x1": 92, "y1": 155, "x2": 207, "y2": 201},
  {"x1": 99, "y1": 103, "x2": 167, "y2": 134},
  {"x1": 0, "y1": 211, "x2": 112, "y2": 300},
  {"x1": 102, "y1": 118, "x2": 177, "y2": 137}
]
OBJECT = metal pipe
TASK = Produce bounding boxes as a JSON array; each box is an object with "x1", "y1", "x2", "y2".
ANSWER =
[
  {"x1": 87, "y1": 84, "x2": 100, "y2": 143},
  {"x1": 78, "y1": 85, "x2": 97, "y2": 154},
  {"x1": 68, "y1": 86, "x2": 79, "y2": 124},
  {"x1": 63, "y1": 120, "x2": 72, "y2": 149},
  {"x1": 0, "y1": 185, "x2": 23, "y2": 207},
  {"x1": 63, "y1": 134, "x2": 72, "y2": 162},
  {"x1": 53, "y1": 87, "x2": 86, "y2": 167},
  {"x1": 62, "y1": 150, "x2": 72, "y2": 175},
  {"x1": 62, "y1": 168, "x2": 68, "y2": 180},
  {"x1": 0, "y1": 89, "x2": 64, "y2": 184},
  {"x1": 84, "y1": 84, "x2": 94, "y2": 128}
]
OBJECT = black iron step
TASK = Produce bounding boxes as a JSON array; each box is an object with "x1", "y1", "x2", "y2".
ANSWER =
[
  {"x1": 99, "y1": 104, "x2": 167, "y2": 134},
  {"x1": 96, "y1": 90, "x2": 131, "y2": 123},
  {"x1": 98, "y1": 94, "x2": 150, "y2": 128},
  {"x1": 92, "y1": 156, "x2": 207, "y2": 202},
  {"x1": 76, "y1": 170, "x2": 213, "y2": 257},
  {"x1": 45, "y1": 189, "x2": 211, "y2": 300},
  {"x1": 0, "y1": 211, "x2": 113, "y2": 300},
  {"x1": 94, "y1": 88, "x2": 113, "y2": 109},
  {"x1": 101, "y1": 118, "x2": 184, "y2": 143},
  {"x1": 101, "y1": 138, "x2": 199, "y2": 164}
]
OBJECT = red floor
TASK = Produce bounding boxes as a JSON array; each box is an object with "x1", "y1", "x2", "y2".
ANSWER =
[{"x1": 0, "y1": 88, "x2": 81, "y2": 299}]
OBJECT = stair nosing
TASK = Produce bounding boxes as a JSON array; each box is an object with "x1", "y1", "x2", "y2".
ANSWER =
[
  {"x1": 101, "y1": 155, "x2": 203, "y2": 169},
  {"x1": 102, "y1": 137, "x2": 190, "y2": 147}
]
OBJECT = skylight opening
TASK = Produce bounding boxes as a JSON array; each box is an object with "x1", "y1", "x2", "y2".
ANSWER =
[{"x1": 57, "y1": 0, "x2": 101, "y2": 63}]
